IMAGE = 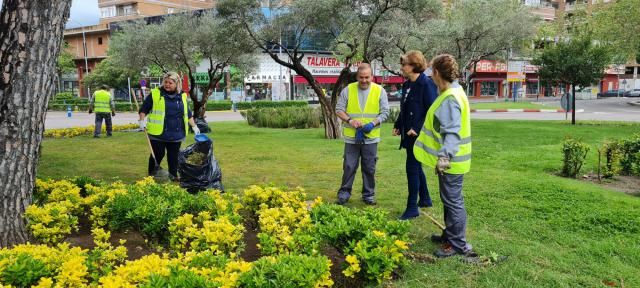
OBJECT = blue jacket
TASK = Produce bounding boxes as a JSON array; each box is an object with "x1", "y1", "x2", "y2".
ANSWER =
[
  {"x1": 139, "y1": 88, "x2": 193, "y2": 142},
  {"x1": 394, "y1": 73, "x2": 438, "y2": 149}
]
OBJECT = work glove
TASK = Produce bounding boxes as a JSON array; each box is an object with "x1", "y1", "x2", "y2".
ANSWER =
[
  {"x1": 88, "y1": 109, "x2": 93, "y2": 114},
  {"x1": 192, "y1": 125, "x2": 201, "y2": 135},
  {"x1": 111, "y1": 111, "x2": 116, "y2": 117},
  {"x1": 355, "y1": 129, "x2": 365, "y2": 144},
  {"x1": 361, "y1": 122, "x2": 375, "y2": 133},
  {"x1": 435, "y1": 157, "x2": 451, "y2": 175},
  {"x1": 139, "y1": 119, "x2": 146, "y2": 130}
]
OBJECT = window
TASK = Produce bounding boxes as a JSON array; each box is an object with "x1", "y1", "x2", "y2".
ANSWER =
[
  {"x1": 480, "y1": 82, "x2": 498, "y2": 96},
  {"x1": 100, "y1": 6, "x2": 116, "y2": 18},
  {"x1": 526, "y1": 82, "x2": 539, "y2": 95},
  {"x1": 98, "y1": 37, "x2": 103, "y2": 45},
  {"x1": 167, "y1": 8, "x2": 174, "y2": 14},
  {"x1": 123, "y1": 5, "x2": 133, "y2": 16}
]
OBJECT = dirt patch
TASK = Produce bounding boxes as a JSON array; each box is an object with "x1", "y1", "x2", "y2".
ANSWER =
[
  {"x1": 581, "y1": 173, "x2": 640, "y2": 196},
  {"x1": 322, "y1": 245, "x2": 364, "y2": 288},
  {"x1": 240, "y1": 216, "x2": 261, "y2": 262},
  {"x1": 65, "y1": 214, "x2": 156, "y2": 260}
]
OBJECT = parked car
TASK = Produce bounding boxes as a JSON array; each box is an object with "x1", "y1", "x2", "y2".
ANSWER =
[
  {"x1": 597, "y1": 89, "x2": 624, "y2": 98},
  {"x1": 623, "y1": 89, "x2": 640, "y2": 97}
]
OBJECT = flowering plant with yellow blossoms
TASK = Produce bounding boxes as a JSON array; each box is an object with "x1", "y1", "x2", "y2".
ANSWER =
[
  {"x1": 168, "y1": 212, "x2": 245, "y2": 256},
  {"x1": 43, "y1": 123, "x2": 139, "y2": 138},
  {"x1": 343, "y1": 230, "x2": 410, "y2": 284}
]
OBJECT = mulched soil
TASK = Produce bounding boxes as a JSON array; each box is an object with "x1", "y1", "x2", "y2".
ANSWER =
[{"x1": 581, "y1": 173, "x2": 640, "y2": 196}]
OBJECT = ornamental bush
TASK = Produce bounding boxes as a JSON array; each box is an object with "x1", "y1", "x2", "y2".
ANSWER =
[{"x1": 561, "y1": 137, "x2": 590, "y2": 178}]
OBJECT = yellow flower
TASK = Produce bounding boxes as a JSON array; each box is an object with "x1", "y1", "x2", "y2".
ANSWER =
[
  {"x1": 372, "y1": 230, "x2": 386, "y2": 238},
  {"x1": 394, "y1": 239, "x2": 409, "y2": 250}
]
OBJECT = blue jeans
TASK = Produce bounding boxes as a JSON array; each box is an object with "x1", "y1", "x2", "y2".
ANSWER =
[{"x1": 405, "y1": 145, "x2": 430, "y2": 210}]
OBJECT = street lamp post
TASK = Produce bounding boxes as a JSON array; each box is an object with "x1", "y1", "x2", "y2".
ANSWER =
[{"x1": 69, "y1": 19, "x2": 90, "y2": 98}]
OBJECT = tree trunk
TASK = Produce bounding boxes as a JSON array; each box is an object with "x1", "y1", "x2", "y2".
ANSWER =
[
  {"x1": 0, "y1": 0, "x2": 72, "y2": 248},
  {"x1": 295, "y1": 65, "x2": 340, "y2": 139},
  {"x1": 571, "y1": 84, "x2": 576, "y2": 125}
]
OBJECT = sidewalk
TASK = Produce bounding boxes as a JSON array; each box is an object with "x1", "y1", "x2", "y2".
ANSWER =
[{"x1": 45, "y1": 111, "x2": 245, "y2": 129}]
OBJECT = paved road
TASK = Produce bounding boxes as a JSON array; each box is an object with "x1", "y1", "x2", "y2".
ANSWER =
[
  {"x1": 45, "y1": 98, "x2": 640, "y2": 129},
  {"x1": 472, "y1": 97, "x2": 640, "y2": 122},
  {"x1": 45, "y1": 110, "x2": 245, "y2": 129}
]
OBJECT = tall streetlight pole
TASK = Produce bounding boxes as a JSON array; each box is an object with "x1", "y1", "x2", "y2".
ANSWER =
[{"x1": 69, "y1": 19, "x2": 90, "y2": 98}]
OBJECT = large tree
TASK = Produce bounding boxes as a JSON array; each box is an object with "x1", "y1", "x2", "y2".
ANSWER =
[
  {"x1": 420, "y1": 0, "x2": 537, "y2": 89},
  {"x1": 0, "y1": 0, "x2": 72, "y2": 247},
  {"x1": 82, "y1": 57, "x2": 140, "y2": 91},
  {"x1": 109, "y1": 11, "x2": 256, "y2": 118},
  {"x1": 218, "y1": 0, "x2": 438, "y2": 139},
  {"x1": 590, "y1": 0, "x2": 640, "y2": 63},
  {"x1": 532, "y1": 37, "x2": 612, "y2": 125}
]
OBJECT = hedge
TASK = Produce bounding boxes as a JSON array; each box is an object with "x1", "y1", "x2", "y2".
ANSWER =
[{"x1": 48, "y1": 100, "x2": 310, "y2": 112}]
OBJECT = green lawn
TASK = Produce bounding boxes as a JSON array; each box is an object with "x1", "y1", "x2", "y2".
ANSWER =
[
  {"x1": 470, "y1": 102, "x2": 559, "y2": 110},
  {"x1": 38, "y1": 120, "x2": 640, "y2": 287}
]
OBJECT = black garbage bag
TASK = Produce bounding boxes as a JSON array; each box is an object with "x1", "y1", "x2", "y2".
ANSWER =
[
  {"x1": 178, "y1": 138, "x2": 223, "y2": 193},
  {"x1": 190, "y1": 117, "x2": 211, "y2": 133}
]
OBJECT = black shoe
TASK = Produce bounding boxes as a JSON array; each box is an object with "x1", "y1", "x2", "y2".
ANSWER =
[
  {"x1": 398, "y1": 210, "x2": 420, "y2": 220},
  {"x1": 106, "y1": 134, "x2": 112, "y2": 137},
  {"x1": 335, "y1": 198, "x2": 348, "y2": 205},
  {"x1": 430, "y1": 234, "x2": 448, "y2": 244},
  {"x1": 93, "y1": 135, "x2": 100, "y2": 138},
  {"x1": 363, "y1": 199, "x2": 377, "y2": 206},
  {"x1": 418, "y1": 199, "x2": 433, "y2": 208}
]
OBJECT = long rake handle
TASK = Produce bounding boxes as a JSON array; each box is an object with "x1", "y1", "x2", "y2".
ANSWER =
[
  {"x1": 145, "y1": 130, "x2": 159, "y2": 166},
  {"x1": 420, "y1": 210, "x2": 446, "y2": 231}
]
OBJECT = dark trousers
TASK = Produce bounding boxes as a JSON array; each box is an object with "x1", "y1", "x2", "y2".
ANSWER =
[
  {"x1": 148, "y1": 139, "x2": 182, "y2": 177},
  {"x1": 439, "y1": 173, "x2": 472, "y2": 253},
  {"x1": 405, "y1": 147, "x2": 430, "y2": 210},
  {"x1": 94, "y1": 113, "x2": 112, "y2": 136},
  {"x1": 338, "y1": 143, "x2": 378, "y2": 202}
]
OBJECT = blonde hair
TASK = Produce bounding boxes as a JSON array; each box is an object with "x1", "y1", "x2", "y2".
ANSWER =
[{"x1": 162, "y1": 71, "x2": 182, "y2": 92}]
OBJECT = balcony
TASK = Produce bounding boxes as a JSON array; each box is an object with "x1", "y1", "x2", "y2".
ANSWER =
[{"x1": 63, "y1": 24, "x2": 110, "y2": 36}]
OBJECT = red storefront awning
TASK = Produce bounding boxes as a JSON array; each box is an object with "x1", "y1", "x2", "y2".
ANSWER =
[
  {"x1": 472, "y1": 77, "x2": 504, "y2": 82},
  {"x1": 293, "y1": 75, "x2": 405, "y2": 84},
  {"x1": 374, "y1": 76, "x2": 404, "y2": 84},
  {"x1": 294, "y1": 75, "x2": 339, "y2": 84}
]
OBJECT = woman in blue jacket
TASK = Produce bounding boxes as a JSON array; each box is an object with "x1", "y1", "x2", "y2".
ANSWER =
[{"x1": 393, "y1": 51, "x2": 438, "y2": 220}]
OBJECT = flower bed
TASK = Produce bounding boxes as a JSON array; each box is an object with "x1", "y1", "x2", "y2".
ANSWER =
[
  {"x1": 44, "y1": 124, "x2": 139, "y2": 139},
  {"x1": 1, "y1": 178, "x2": 414, "y2": 287}
]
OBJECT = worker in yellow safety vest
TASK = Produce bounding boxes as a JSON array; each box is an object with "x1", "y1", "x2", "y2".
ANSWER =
[
  {"x1": 413, "y1": 54, "x2": 477, "y2": 259},
  {"x1": 89, "y1": 84, "x2": 116, "y2": 138},
  {"x1": 335, "y1": 63, "x2": 390, "y2": 205}
]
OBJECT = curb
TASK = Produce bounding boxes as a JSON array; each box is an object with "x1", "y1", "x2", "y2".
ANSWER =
[
  {"x1": 628, "y1": 101, "x2": 640, "y2": 107},
  {"x1": 470, "y1": 109, "x2": 584, "y2": 113}
]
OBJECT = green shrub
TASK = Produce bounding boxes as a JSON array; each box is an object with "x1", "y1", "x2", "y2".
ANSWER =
[
  {"x1": 0, "y1": 253, "x2": 52, "y2": 288},
  {"x1": 602, "y1": 141, "x2": 623, "y2": 178},
  {"x1": 385, "y1": 107, "x2": 400, "y2": 123},
  {"x1": 104, "y1": 183, "x2": 222, "y2": 242},
  {"x1": 310, "y1": 204, "x2": 410, "y2": 250},
  {"x1": 601, "y1": 134, "x2": 640, "y2": 178},
  {"x1": 343, "y1": 230, "x2": 409, "y2": 284},
  {"x1": 561, "y1": 137, "x2": 590, "y2": 178},
  {"x1": 53, "y1": 92, "x2": 74, "y2": 101},
  {"x1": 617, "y1": 134, "x2": 640, "y2": 176},
  {"x1": 243, "y1": 107, "x2": 322, "y2": 128},
  {"x1": 237, "y1": 100, "x2": 308, "y2": 110},
  {"x1": 238, "y1": 254, "x2": 333, "y2": 288},
  {"x1": 142, "y1": 266, "x2": 215, "y2": 288}
]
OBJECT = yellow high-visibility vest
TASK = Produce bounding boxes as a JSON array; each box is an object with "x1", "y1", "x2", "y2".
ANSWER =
[
  {"x1": 343, "y1": 82, "x2": 381, "y2": 140},
  {"x1": 93, "y1": 90, "x2": 112, "y2": 113},
  {"x1": 413, "y1": 86, "x2": 471, "y2": 174},
  {"x1": 146, "y1": 88, "x2": 189, "y2": 136}
]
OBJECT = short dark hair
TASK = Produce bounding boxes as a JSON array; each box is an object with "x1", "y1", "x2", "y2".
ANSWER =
[
  {"x1": 400, "y1": 50, "x2": 428, "y2": 73},
  {"x1": 99, "y1": 84, "x2": 109, "y2": 90}
]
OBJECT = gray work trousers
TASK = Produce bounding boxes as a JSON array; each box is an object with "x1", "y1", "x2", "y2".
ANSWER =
[
  {"x1": 337, "y1": 143, "x2": 378, "y2": 202},
  {"x1": 94, "y1": 112, "x2": 112, "y2": 136},
  {"x1": 439, "y1": 173, "x2": 472, "y2": 253}
]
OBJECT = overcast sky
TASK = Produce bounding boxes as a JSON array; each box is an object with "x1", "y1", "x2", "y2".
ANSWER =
[{"x1": 0, "y1": 0, "x2": 100, "y2": 28}]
